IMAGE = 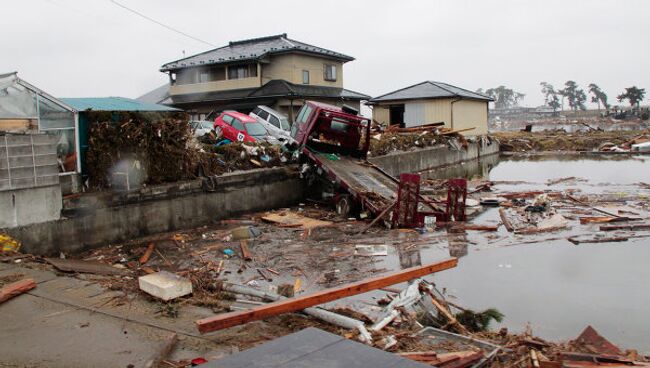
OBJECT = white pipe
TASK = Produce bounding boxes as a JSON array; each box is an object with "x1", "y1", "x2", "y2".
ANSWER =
[{"x1": 222, "y1": 283, "x2": 373, "y2": 343}]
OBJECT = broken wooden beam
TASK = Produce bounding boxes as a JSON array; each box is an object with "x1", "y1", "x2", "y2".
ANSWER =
[
  {"x1": 424, "y1": 290, "x2": 470, "y2": 335},
  {"x1": 0, "y1": 278, "x2": 36, "y2": 304},
  {"x1": 499, "y1": 208, "x2": 514, "y2": 232},
  {"x1": 600, "y1": 224, "x2": 650, "y2": 231},
  {"x1": 139, "y1": 243, "x2": 155, "y2": 265},
  {"x1": 239, "y1": 240, "x2": 252, "y2": 261},
  {"x1": 196, "y1": 257, "x2": 458, "y2": 333}
]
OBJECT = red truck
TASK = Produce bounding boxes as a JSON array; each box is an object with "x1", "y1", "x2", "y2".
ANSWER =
[{"x1": 290, "y1": 101, "x2": 465, "y2": 225}]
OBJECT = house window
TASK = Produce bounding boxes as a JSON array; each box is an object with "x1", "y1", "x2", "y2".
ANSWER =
[
  {"x1": 302, "y1": 70, "x2": 310, "y2": 84},
  {"x1": 323, "y1": 64, "x2": 337, "y2": 81},
  {"x1": 228, "y1": 64, "x2": 258, "y2": 80}
]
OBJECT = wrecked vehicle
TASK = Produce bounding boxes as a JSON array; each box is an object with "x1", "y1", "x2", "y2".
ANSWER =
[
  {"x1": 213, "y1": 111, "x2": 280, "y2": 145},
  {"x1": 249, "y1": 105, "x2": 293, "y2": 143},
  {"x1": 290, "y1": 101, "x2": 465, "y2": 225}
]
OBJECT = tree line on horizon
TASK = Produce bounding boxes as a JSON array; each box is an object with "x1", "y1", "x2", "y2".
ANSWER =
[{"x1": 476, "y1": 83, "x2": 646, "y2": 112}]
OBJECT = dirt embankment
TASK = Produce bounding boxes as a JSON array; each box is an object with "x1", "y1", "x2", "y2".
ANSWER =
[{"x1": 492, "y1": 130, "x2": 650, "y2": 152}]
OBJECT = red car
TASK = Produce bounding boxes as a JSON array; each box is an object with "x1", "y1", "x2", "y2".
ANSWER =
[{"x1": 213, "y1": 111, "x2": 270, "y2": 143}]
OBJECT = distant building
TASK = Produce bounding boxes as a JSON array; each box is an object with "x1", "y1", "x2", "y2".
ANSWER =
[
  {"x1": 140, "y1": 34, "x2": 369, "y2": 121},
  {"x1": 368, "y1": 81, "x2": 493, "y2": 135}
]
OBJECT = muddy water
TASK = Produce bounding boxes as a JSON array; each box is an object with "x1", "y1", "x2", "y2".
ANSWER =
[{"x1": 393, "y1": 154, "x2": 650, "y2": 352}]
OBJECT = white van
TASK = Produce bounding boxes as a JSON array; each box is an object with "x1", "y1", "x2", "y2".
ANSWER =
[{"x1": 249, "y1": 106, "x2": 292, "y2": 142}]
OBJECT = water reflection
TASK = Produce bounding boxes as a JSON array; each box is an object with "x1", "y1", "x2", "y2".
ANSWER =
[{"x1": 420, "y1": 153, "x2": 499, "y2": 181}]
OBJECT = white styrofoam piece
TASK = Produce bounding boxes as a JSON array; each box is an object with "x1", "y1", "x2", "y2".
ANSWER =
[{"x1": 138, "y1": 271, "x2": 192, "y2": 301}]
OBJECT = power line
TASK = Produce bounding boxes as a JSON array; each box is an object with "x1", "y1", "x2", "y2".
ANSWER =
[{"x1": 108, "y1": 0, "x2": 215, "y2": 47}]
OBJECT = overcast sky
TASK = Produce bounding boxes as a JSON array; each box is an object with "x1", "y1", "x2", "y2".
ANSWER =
[{"x1": 3, "y1": 0, "x2": 648, "y2": 107}]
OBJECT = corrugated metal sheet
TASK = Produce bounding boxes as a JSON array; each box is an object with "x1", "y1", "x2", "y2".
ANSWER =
[
  {"x1": 60, "y1": 97, "x2": 180, "y2": 112},
  {"x1": 404, "y1": 102, "x2": 426, "y2": 127}
]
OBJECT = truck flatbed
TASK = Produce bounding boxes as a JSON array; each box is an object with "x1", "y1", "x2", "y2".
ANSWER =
[{"x1": 310, "y1": 152, "x2": 398, "y2": 213}]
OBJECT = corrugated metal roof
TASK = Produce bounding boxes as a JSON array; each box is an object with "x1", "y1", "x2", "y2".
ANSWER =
[
  {"x1": 160, "y1": 34, "x2": 354, "y2": 72},
  {"x1": 369, "y1": 81, "x2": 493, "y2": 103},
  {"x1": 60, "y1": 97, "x2": 180, "y2": 112}
]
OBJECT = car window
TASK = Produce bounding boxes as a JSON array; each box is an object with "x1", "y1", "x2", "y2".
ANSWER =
[
  {"x1": 257, "y1": 110, "x2": 269, "y2": 120},
  {"x1": 222, "y1": 114, "x2": 234, "y2": 125},
  {"x1": 245, "y1": 122, "x2": 268, "y2": 137},
  {"x1": 280, "y1": 118, "x2": 290, "y2": 131},
  {"x1": 189, "y1": 122, "x2": 197, "y2": 129},
  {"x1": 232, "y1": 119, "x2": 244, "y2": 131},
  {"x1": 269, "y1": 115, "x2": 280, "y2": 128},
  {"x1": 201, "y1": 122, "x2": 212, "y2": 129},
  {"x1": 252, "y1": 107, "x2": 261, "y2": 116}
]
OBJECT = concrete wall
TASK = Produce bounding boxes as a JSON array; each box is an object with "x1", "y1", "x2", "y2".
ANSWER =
[
  {"x1": 4, "y1": 167, "x2": 303, "y2": 255},
  {"x1": 0, "y1": 184, "x2": 62, "y2": 228},
  {"x1": 262, "y1": 54, "x2": 344, "y2": 88},
  {"x1": 369, "y1": 138, "x2": 499, "y2": 176}
]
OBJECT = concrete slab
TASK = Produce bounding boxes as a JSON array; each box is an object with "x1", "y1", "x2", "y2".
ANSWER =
[
  {"x1": 0, "y1": 265, "x2": 58, "y2": 284},
  {"x1": 0, "y1": 294, "x2": 191, "y2": 367}
]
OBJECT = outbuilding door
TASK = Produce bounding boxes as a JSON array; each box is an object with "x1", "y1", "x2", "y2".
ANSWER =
[{"x1": 404, "y1": 102, "x2": 426, "y2": 128}]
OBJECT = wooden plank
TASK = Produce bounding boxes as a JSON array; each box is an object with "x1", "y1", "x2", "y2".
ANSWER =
[
  {"x1": 600, "y1": 224, "x2": 650, "y2": 231},
  {"x1": 240, "y1": 240, "x2": 252, "y2": 261},
  {"x1": 196, "y1": 257, "x2": 458, "y2": 333},
  {"x1": 139, "y1": 243, "x2": 155, "y2": 265},
  {"x1": 425, "y1": 290, "x2": 470, "y2": 335},
  {"x1": 0, "y1": 278, "x2": 36, "y2": 304},
  {"x1": 499, "y1": 207, "x2": 514, "y2": 232}
]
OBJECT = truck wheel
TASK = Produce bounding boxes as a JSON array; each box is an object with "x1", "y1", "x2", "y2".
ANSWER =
[{"x1": 336, "y1": 195, "x2": 352, "y2": 217}]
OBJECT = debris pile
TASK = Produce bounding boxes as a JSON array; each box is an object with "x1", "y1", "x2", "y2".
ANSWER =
[
  {"x1": 492, "y1": 130, "x2": 650, "y2": 152},
  {"x1": 369, "y1": 124, "x2": 487, "y2": 156},
  {"x1": 85, "y1": 112, "x2": 290, "y2": 189}
]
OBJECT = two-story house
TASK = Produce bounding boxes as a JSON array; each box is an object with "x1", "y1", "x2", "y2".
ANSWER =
[{"x1": 140, "y1": 34, "x2": 369, "y2": 121}]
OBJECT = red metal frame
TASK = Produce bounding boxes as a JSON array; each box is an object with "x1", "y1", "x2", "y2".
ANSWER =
[
  {"x1": 445, "y1": 178, "x2": 467, "y2": 222},
  {"x1": 393, "y1": 173, "x2": 421, "y2": 228}
]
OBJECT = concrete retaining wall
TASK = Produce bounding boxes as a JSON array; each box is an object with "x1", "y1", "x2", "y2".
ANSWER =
[
  {"x1": 369, "y1": 138, "x2": 500, "y2": 176},
  {"x1": 4, "y1": 167, "x2": 303, "y2": 255}
]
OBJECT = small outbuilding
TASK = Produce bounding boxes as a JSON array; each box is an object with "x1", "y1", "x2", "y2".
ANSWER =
[
  {"x1": 60, "y1": 97, "x2": 180, "y2": 178},
  {"x1": 368, "y1": 81, "x2": 493, "y2": 135}
]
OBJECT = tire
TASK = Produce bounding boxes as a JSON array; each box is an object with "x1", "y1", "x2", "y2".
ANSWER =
[{"x1": 336, "y1": 195, "x2": 352, "y2": 217}]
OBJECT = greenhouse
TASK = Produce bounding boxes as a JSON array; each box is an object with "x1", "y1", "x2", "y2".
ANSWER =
[{"x1": 0, "y1": 71, "x2": 79, "y2": 173}]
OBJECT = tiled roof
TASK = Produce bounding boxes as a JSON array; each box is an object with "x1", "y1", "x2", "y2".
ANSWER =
[
  {"x1": 167, "y1": 79, "x2": 369, "y2": 105},
  {"x1": 369, "y1": 81, "x2": 493, "y2": 103},
  {"x1": 161, "y1": 34, "x2": 354, "y2": 72}
]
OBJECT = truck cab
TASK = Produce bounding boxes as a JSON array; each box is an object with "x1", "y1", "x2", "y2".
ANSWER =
[{"x1": 290, "y1": 101, "x2": 370, "y2": 159}]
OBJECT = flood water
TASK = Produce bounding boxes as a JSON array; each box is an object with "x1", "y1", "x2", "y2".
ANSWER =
[{"x1": 391, "y1": 154, "x2": 650, "y2": 352}]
